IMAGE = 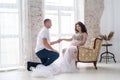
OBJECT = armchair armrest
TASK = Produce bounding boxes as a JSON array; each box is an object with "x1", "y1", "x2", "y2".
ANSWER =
[{"x1": 79, "y1": 47, "x2": 94, "y2": 51}]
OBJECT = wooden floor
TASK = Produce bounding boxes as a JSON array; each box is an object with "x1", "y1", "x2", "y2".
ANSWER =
[{"x1": 0, "y1": 63, "x2": 120, "y2": 80}]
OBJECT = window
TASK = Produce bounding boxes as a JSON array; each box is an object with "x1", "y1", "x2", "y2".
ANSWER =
[
  {"x1": 44, "y1": 0, "x2": 75, "y2": 51},
  {"x1": 0, "y1": 0, "x2": 21, "y2": 68}
]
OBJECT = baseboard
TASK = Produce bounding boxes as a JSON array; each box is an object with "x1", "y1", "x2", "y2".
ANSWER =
[{"x1": 0, "y1": 66, "x2": 24, "y2": 72}]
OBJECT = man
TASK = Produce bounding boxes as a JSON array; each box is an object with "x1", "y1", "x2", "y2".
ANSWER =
[{"x1": 27, "y1": 19, "x2": 61, "y2": 71}]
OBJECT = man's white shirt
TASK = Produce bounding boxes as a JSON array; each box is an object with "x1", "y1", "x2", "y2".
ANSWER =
[{"x1": 35, "y1": 27, "x2": 50, "y2": 53}]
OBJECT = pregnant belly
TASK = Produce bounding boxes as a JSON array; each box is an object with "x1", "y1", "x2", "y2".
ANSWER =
[{"x1": 70, "y1": 40, "x2": 80, "y2": 46}]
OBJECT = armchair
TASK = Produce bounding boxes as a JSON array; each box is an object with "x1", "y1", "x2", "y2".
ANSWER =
[{"x1": 76, "y1": 38, "x2": 102, "y2": 69}]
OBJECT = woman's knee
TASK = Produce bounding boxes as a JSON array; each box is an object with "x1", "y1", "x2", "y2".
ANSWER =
[{"x1": 68, "y1": 46, "x2": 77, "y2": 51}]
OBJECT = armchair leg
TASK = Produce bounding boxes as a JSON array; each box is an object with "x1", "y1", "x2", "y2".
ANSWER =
[{"x1": 93, "y1": 61, "x2": 97, "y2": 69}]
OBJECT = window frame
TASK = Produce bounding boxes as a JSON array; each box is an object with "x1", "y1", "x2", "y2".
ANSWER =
[
  {"x1": 44, "y1": 0, "x2": 75, "y2": 51},
  {"x1": 0, "y1": 0, "x2": 22, "y2": 68}
]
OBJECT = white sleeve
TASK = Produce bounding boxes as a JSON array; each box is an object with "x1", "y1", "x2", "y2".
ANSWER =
[{"x1": 41, "y1": 30, "x2": 48, "y2": 39}]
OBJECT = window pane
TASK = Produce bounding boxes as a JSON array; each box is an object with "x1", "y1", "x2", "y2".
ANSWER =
[
  {"x1": 60, "y1": 0, "x2": 74, "y2": 7},
  {"x1": 0, "y1": 0, "x2": 20, "y2": 68},
  {"x1": 45, "y1": 0, "x2": 74, "y2": 7},
  {"x1": 45, "y1": 10, "x2": 59, "y2": 34},
  {"x1": 1, "y1": 38, "x2": 19, "y2": 65},
  {"x1": 61, "y1": 11, "x2": 74, "y2": 34},
  {"x1": 45, "y1": 0, "x2": 75, "y2": 53},
  {"x1": 0, "y1": 8, "x2": 18, "y2": 12},
  {"x1": 0, "y1": 13, "x2": 19, "y2": 35},
  {"x1": 0, "y1": 0, "x2": 16, "y2": 4},
  {"x1": 45, "y1": 0, "x2": 60, "y2": 4}
]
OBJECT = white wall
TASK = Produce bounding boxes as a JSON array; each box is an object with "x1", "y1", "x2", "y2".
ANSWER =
[{"x1": 100, "y1": 0, "x2": 120, "y2": 62}]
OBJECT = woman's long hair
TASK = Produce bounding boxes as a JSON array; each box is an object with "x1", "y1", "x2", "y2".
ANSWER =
[{"x1": 75, "y1": 21, "x2": 87, "y2": 34}]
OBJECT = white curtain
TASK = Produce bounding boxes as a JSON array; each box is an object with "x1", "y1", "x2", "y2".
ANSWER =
[
  {"x1": 20, "y1": 0, "x2": 33, "y2": 66},
  {"x1": 100, "y1": 0, "x2": 120, "y2": 62},
  {"x1": 21, "y1": 0, "x2": 44, "y2": 66}
]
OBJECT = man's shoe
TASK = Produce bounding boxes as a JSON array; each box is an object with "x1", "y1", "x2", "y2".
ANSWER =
[{"x1": 27, "y1": 61, "x2": 32, "y2": 71}]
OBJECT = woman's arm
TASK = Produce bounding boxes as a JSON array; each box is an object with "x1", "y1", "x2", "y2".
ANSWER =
[{"x1": 61, "y1": 38, "x2": 73, "y2": 42}]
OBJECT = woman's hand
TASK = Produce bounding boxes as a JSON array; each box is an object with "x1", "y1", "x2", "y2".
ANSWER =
[
  {"x1": 73, "y1": 42, "x2": 81, "y2": 46},
  {"x1": 56, "y1": 39, "x2": 63, "y2": 43},
  {"x1": 59, "y1": 38, "x2": 72, "y2": 42},
  {"x1": 73, "y1": 43, "x2": 79, "y2": 46}
]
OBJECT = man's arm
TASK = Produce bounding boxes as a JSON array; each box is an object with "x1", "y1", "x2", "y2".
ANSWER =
[
  {"x1": 42, "y1": 38, "x2": 58, "y2": 53},
  {"x1": 50, "y1": 39, "x2": 61, "y2": 45}
]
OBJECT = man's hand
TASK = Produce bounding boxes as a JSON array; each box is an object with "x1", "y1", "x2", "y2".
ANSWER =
[
  {"x1": 56, "y1": 39, "x2": 62, "y2": 43},
  {"x1": 50, "y1": 39, "x2": 63, "y2": 45},
  {"x1": 53, "y1": 49, "x2": 59, "y2": 54}
]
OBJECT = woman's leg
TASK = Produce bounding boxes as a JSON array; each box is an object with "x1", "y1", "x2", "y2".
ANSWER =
[
  {"x1": 61, "y1": 46, "x2": 78, "y2": 72},
  {"x1": 64, "y1": 46, "x2": 77, "y2": 63}
]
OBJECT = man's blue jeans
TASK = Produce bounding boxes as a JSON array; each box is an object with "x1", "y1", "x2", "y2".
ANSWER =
[
  {"x1": 27, "y1": 49, "x2": 59, "y2": 68},
  {"x1": 36, "y1": 48, "x2": 59, "y2": 66}
]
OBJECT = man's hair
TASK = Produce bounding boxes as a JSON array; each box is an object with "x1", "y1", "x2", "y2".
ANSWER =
[{"x1": 44, "y1": 19, "x2": 51, "y2": 24}]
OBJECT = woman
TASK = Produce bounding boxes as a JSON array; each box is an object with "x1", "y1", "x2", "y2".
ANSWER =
[
  {"x1": 62, "y1": 21, "x2": 88, "y2": 54},
  {"x1": 32, "y1": 21, "x2": 88, "y2": 77}
]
